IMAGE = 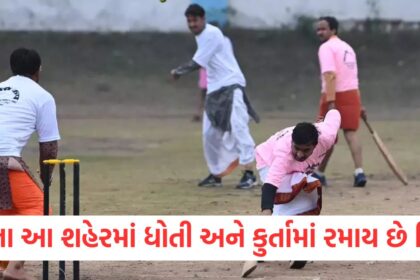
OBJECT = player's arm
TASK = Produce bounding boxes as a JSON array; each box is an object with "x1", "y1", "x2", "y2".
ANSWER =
[
  {"x1": 39, "y1": 141, "x2": 58, "y2": 183},
  {"x1": 318, "y1": 45, "x2": 337, "y2": 110},
  {"x1": 317, "y1": 109, "x2": 341, "y2": 148},
  {"x1": 170, "y1": 60, "x2": 201, "y2": 79},
  {"x1": 261, "y1": 183, "x2": 277, "y2": 215},
  {"x1": 323, "y1": 71, "x2": 336, "y2": 109},
  {"x1": 36, "y1": 97, "x2": 60, "y2": 182},
  {"x1": 171, "y1": 30, "x2": 222, "y2": 80},
  {"x1": 260, "y1": 156, "x2": 287, "y2": 215}
]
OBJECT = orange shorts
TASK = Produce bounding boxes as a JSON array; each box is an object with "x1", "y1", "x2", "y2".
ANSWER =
[
  {"x1": 0, "y1": 171, "x2": 46, "y2": 270},
  {"x1": 319, "y1": 89, "x2": 361, "y2": 131},
  {"x1": 0, "y1": 170, "x2": 44, "y2": 216}
]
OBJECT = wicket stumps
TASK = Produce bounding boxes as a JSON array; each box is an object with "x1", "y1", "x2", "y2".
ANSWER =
[{"x1": 41, "y1": 159, "x2": 80, "y2": 280}]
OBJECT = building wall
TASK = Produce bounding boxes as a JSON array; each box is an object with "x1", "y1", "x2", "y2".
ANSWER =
[
  {"x1": 229, "y1": 0, "x2": 420, "y2": 29},
  {"x1": 0, "y1": 0, "x2": 419, "y2": 31},
  {"x1": 0, "y1": 0, "x2": 190, "y2": 32}
]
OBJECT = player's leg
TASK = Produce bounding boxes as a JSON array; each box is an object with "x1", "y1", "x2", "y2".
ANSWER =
[
  {"x1": 230, "y1": 89, "x2": 257, "y2": 189},
  {"x1": 343, "y1": 129, "x2": 366, "y2": 187},
  {"x1": 313, "y1": 147, "x2": 333, "y2": 186},
  {"x1": 7, "y1": 170, "x2": 44, "y2": 215},
  {"x1": 338, "y1": 90, "x2": 366, "y2": 187},
  {"x1": 241, "y1": 166, "x2": 270, "y2": 277},
  {"x1": 1, "y1": 170, "x2": 43, "y2": 280},
  {"x1": 200, "y1": 102, "x2": 245, "y2": 187},
  {"x1": 198, "y1": 114, "x2": 223, "y2": 187},
  {"x1": 3, "y1": 261, "x2": 35, "y2": 280},
  {"x1": 282, "y1": 176, "x2": 323, "y2": 272}
]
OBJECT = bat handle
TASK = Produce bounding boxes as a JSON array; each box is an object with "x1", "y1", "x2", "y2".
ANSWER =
[{"x1": 362, "y1": 116, "x2": 374, "y2": 134}]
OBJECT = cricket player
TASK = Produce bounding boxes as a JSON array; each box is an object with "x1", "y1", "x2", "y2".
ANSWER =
[
  {"x1": 313, "y1": 16, "x2": 367, "y2": 187},
  {"x1": 170, "y1": 4, "x2": 259, "y2": 189},
  {"x1": 257, "y1": 109, "x2": 341, "y2": 217},
  {"x1": 242, "y1": 109, "x2": 341, "y2": 276},
  {"x1": 0, "y1": 48, "x2": 60, "y2": 280}
]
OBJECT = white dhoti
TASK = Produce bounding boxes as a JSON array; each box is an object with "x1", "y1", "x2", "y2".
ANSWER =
[
  {"x1": 203, "y1": 88, "x2": 255, "y2": 175},
  {"x1": 259, "y1": 167, "x2": 321, "y2": 216}
]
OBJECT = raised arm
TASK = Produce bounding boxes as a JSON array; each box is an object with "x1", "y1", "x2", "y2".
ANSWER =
[
  {"x1": 317, "y1": 109, "x2": 341, "y2": 149},
  {"x1": 260, "y1": 152, "x2": 288, "y2": 215}
]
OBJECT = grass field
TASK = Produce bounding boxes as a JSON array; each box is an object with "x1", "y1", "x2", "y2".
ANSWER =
[
  {"x1": 19, "y1": 112, "x2": 420, "y2": 279},
  {"x1": 1, "y1": 30, "x2": 419, "y2": 279},
  {"x1": 22, "y1": 113, "x2": 420, "y2": 216}
]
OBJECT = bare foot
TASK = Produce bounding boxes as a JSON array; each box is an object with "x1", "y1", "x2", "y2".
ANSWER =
[{"x1": 3, "y1": 270, "x2": 34, "y2": 280}]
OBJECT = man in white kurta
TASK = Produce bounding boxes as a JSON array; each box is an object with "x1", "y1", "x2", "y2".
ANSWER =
[
  {"x1": 0, "y1": 48, "x2": 60, "y2": 280},
  {"x1": 171, "y1": 4, "x2": 259, "y2": 189}
]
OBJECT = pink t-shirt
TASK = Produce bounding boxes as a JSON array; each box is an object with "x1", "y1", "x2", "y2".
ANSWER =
[
  {"x1": 198, "y1": 68, "x2": 207, "y2": 89},
  {"x1": 318, "y1": 36, "x2": 359, "y2": 93},
  {"x1": 255, "y1": 109, "x2": 341, "y2": 190}
]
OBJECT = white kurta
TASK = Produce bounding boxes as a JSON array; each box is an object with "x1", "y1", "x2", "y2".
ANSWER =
[
  {"x1": 193, "y1": 24, "x2": 245, "y2": 93},
  {"x1": 0, "y1": 75, "x2": 60, "y2": 157}
]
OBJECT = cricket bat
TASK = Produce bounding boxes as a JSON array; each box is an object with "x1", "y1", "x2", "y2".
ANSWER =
[{"x1": 362, "y1": 116, "x2": 408, "y2": 185}]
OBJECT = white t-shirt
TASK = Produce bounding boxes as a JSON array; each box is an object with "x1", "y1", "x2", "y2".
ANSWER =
[
  {"x1": 0, "y1": 75, "x2": 60, "y2": 157},
  {"x1": 193, "y1": 24, "x2": 246, "y2": 93}
]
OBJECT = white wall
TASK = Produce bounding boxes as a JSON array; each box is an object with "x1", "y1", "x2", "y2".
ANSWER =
[
  {"x1": 0, "y1": 0, "x2": 419, "y2": 31},
  {"x1": 230, "y1": 0, "x2": 420, "y2": 29},
  {"x1": 0, "y1": 0, "x2": 190, "y2": 32}
]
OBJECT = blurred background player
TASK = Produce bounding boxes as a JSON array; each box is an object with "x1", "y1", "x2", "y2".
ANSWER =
[
  {"x1": 313, "y1": 16, "x2": 367, "y2": 187},
  {"x1": 0, "y1": 48, "x2": 60, "y2": 280},
  {"x1": 170, "y1": 4, "x2": 259, "y2": 189}
]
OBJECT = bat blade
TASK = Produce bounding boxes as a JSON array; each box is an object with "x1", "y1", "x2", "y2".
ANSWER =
[{"x1": 371, "y1": 129, "x2": 408, "y2": 185}]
